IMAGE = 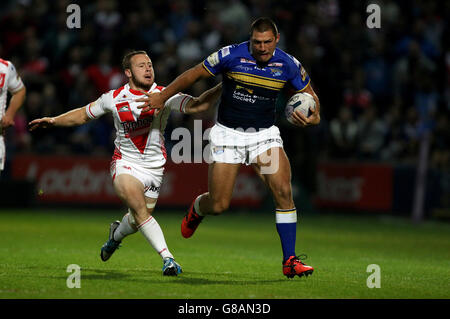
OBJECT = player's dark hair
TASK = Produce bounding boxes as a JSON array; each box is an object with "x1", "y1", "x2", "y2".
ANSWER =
[
  {"x1": 250, "y1": 17, "x2": 278, "y2": 37},
  {"x1": 122, "y1": 50, "x2": 148, "y2": 70}
]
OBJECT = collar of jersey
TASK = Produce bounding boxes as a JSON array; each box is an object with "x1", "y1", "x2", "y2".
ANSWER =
[{"x1": 126, "y1": 82, "x2": 157, "y2": 95}]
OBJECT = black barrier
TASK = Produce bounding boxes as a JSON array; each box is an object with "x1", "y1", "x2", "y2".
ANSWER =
[
  {"x1": 0, "y1": 180, "x2": 36, "y2": 207},
  {"x1": 392, "y1": 165, "x2": 442, "y2": 217}
]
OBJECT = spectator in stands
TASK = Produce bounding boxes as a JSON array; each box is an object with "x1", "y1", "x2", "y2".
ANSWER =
[
  {"x1": 94, "y1": 0, "x2": 122, "y2": 44},
  {"x1": 0, "y1": 0, "x2": 444, "y2": 170},
  {"x1": 20, "y1": 35, "x2": 48, "y2": 86},
  {"x1": 85, "y1": 47, "x2": 126, "y2": 95},
  {"x1": 380, "y1": 104, "x2": 407, "y2": 161},
  {"x1": 356, "y1": 106, "x2": 387, "y2": 160},
  {"x1": 59, "y1": 46, "x2": 86, "y2": 90},
  {"x1": 343, "y1": 68, "x2": 373, "y2": 118},
  {"x1": 176, "y1": 21, "x2": 203, "y2": 64},
  {"x1": 392, "y1": 39, "x2": 436, "y2": 108},
  {"x1": 329, "y1": 106, "x2": 358, "y2": 159}
]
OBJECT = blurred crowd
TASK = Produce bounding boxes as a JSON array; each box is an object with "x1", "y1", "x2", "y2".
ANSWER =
[{"x1": 1, "y1": 0, "x2": 449, "y2": 172}]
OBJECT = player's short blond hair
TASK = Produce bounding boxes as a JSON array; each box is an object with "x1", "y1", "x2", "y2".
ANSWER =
[{"x1": 122, "y1": 50, "x2": 148, "y2": 70}]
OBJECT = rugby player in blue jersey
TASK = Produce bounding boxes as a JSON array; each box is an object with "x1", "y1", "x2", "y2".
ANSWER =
[{"x1": 138, "y1": 17, "x2": 320, "y2": 278}]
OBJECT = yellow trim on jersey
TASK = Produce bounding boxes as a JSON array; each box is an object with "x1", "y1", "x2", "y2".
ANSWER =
[
  {"x1": 202, "y1": 62, "x2": 215, "y2": 76},
  {"x1": 230, "y1": 71, "x2": 286, "y2": 83},
  {"x1": 295, "y1": 78, "x2": 311, "y2": 93},
  {"x1": 226, "y1": 71, "x2": 286, "y2": 91},
  {"x1": 276, "y1": 209, "x2": 297, "y2": 214}
]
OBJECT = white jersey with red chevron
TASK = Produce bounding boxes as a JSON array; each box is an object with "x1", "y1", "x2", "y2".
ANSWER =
[
  {"x1": 0, "y1": 58, "x2": 24, "y2": 124},
  {"x1": 85, "y1": 82, "x2": 192, "y2": 168}
]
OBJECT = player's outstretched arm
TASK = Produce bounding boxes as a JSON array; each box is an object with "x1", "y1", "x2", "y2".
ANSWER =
[
  {"x1": 291, "y1": 84, "x2": 321, "y2": 127},
  {"x1": 28, "y1": 106, "x2": 91, "y2": 131},
  {"x1": 184, "y1": 82, "x2": 222, "y2": 114},
  {"x1": 137, "y1": 63, "x2": 213, "y2": 113}
]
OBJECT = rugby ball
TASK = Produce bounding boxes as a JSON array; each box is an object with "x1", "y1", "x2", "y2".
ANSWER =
[{"x1": 285, "y1": 92, "x2": 316, "y2": 124}]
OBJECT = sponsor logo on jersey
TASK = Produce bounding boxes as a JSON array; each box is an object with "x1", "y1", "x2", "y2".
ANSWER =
[
  {"x1": 240, "y1": 58, "x2": 256, "y2": 64},
  {"x1": 235, "y1": 65, "x2": 254, "y2": 72},
  {"x1": 270, "y1": 68, "x2": 283, "y2": 76},
  {"x1": 220, "y1": 45, "x2": 231, "y2": 57},
  {"x1": 207, "y1": 52, "x2": 220, "y2": 67},
  {"x1": 118, "y1": 104, "x2": 130, "y2": 112},
  {"x1": 0, "y1": 73, "x2": 5, "y2": 88},
  {"x1": 122, "y1": 118, "x2": 153, "y2": 137},
  {"x1": 232, "y1": 90, "x2": 256, "y2": 104},
  {"x1": 268, "y1": 62, "x2": 283, "y2": 67}
]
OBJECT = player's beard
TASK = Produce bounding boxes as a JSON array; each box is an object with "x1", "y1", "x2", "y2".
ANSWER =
[{"x1": 131, "y1": 74, "x2": 152, "y2": 92}]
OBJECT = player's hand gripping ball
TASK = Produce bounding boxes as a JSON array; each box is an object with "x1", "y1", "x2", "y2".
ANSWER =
[{"x1": 285, "y1": 92, "x2": 316, "y2": 124}]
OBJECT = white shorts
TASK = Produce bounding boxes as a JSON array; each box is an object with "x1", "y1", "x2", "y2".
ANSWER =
[
  {"x1": 110, "y1": 159, "x2": 164, "y2": 198},
  {"x1": 209, "y1": 123, "x2": 283, "y2": 165},
  {"x1": 0, "y1": 136, "x2": 4, "y2": 171}
]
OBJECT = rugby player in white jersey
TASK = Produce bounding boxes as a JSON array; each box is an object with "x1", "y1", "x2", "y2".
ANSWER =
[
  {"x1": 0, "y1": 58, "x2": 26, "y2": 175},
  {"x1": 137, "y1": 18, "x2": 320, "y2": 278},
  {"x1": 29, "y1": 51, "x2": 222, "y2": 276}
]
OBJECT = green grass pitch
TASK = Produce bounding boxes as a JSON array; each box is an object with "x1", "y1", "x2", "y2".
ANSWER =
[{"x1": 0, "y1": 208, "x2": 449, "y2": 299}]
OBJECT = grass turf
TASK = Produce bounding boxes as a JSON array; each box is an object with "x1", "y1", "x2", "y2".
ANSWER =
[{"x1": 0, "y1": 209, "x2": 449, "y2": 299}]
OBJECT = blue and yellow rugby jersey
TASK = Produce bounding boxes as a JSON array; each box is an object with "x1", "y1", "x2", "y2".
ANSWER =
[{"x1": 202, "y1": 41, "x2": 311, "y2": 130}]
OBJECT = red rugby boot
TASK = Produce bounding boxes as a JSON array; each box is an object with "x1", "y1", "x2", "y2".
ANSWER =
[
  {"x1": 181, "y1": 200, "x2": 204, "y2": 238},
  {"x1": 283, "y1": 255, "x2": 314, "y2": 278}
]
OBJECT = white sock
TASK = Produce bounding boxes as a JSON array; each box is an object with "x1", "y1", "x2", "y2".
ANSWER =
[
  {"x1": 194, "y1": 194, "x2": 205, "y2": 216},
  {"x1": 137, "y1": 216, "x2": 173, "y2": 260},
  {"x1": 114, "y1": 212, "x2": 138, "y2": 242}
]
